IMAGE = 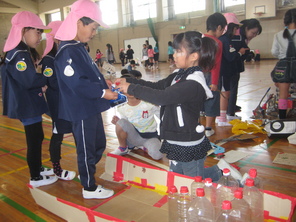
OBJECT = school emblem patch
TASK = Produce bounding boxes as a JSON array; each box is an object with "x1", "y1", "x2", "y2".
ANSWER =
[
  {"x1": 43, "y1": 67, "x2": 53, "y2": 77},
  {"x1": 16, "y1": 61, "x2": 27, "y2": 71}
]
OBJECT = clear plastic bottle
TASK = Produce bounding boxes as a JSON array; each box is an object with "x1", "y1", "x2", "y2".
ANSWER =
[
  {"x1": 216, "y1": 168, "x2": 239, "y2": 218},
  {"x1": 215, "y1": 200, "x2": 236, "y2": 222},
  {"x1": 190, "y1": 176, "x2": 204, "y2": 198},
  {"x1": 231, "y1": 189, "x2": 251, "y2": 222},
  {"x1": 248, "y1": 168, "x2": 263, "y2": 190},
  {"x1": 187, "y1": 188, "x2": 214, "y2": 222},
  {"x1": 177, "y1": 186, "x2": 191, "y2": 222},
  {"x1": 243, "y1": 178, "x2": 264, "y2": 222},
  {"x1": 168, "y1": 186, "x2": 179, "y2": 222},
  {"x1": 204, "y1": 178, "x2": 216, "y2": 206}
]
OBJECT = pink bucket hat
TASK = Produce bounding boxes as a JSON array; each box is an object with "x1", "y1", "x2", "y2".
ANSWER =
[
  {"x1": 55, "y1": 0, "x2": 109, "y2": 41},
  {"x1": 223, "y1": 13, "x2": 241, "y2": 34},
  {"x1": 3, "y1": 11, "x2": 51, "y2": 52},
  {"x1": 42, "y1": 21, "x2": 63, "y2": 57}
]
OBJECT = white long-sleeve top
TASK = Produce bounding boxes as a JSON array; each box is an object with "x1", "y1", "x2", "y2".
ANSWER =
[{"x1": 271, "y1": 29, "x2": 296, "y2": 59}]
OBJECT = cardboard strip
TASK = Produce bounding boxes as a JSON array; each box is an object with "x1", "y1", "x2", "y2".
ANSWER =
[{"x1": 153, "y1": 195, "x2": 168, "y2": 208}]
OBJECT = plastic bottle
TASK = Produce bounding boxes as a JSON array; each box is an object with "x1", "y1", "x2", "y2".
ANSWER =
[
  {"x1": 215, "y1": 200, "x2": 236, "y2": 222},
  {"x1": 204, "y1": 178, "x2": 216, "y2": 206},
  {"x1": 248, "y1": 168, "x2": 263, "y2": 190},
  {"x1": 231, "y1": 189, "x2": 251, "y2": 222},
  {"x1": 177, "y1": 186, "x2": 191, "y2": 222},
  {"x1": 168, "y1": 186, "x2": 179, "y2": 222},
  {"x1": 243, "y1": 178, "x2": 264, "y2": 222},
  {"x1": 216, "y1": 168, "x2": 239, "y2": 218},
  {"x1": 187, "y1": 188, "x2": 214, "y2": 222},
  {"x1": 190, "y1": 176, "x2": 204, "y2": 198}
]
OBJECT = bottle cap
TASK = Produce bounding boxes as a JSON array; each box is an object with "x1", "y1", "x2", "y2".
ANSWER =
[
  {"x1": 245, "y1": 178, "x2": 255, "y2": 187},
  {"x1": 194, "y1": 176, "x2": 202, "y2": 182},
  {"x1": 249, "y1": 168, "x2": 257, "y2": 178},
  {"x1": 234, "y1": 189, "x2": 243, "y2": 199},
  {"x1": 204, "y1": 178, "x2": 212, "y2": 185},
  {"x1": 180, "y1": 186, "x2": 189, "y2": 193},
  {"x1": 223, "y1": 168, "x2": 230, "y2": 175},
  {"x1": 168, "y1": 186, "x2": 178, "y2": 194},
  {"x1": 222, "y1": 200, "x2": 232, "y2": 210},
  {"x1": 196, "y1": 188, "x2": 205, "y2": 197}
]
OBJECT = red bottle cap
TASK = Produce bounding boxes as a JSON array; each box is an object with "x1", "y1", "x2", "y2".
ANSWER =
[
  {"x1": 196, "y1": 188, "x2": 205, "y2": 197},
  {"x1": 180, "y1": 186, "x2": 189, "y2": 193},
  {"x1": 204, "y1": 178, "x2": 212, "y2": 184},
  {"x1": 245, "y1": 178, "x2": 255, "y2": 187},
  {"x1": 194, "y1": 176, "x2": 202, "y2": 182},
  {"x1": 249, "y1": 168, "x2": 257, "y2": 178},
  {"x1": 234, "y1": 189, "x2": 243, "y2": 199},
  {"x1": 223, "y1": 168, "x2": 230, "y2": 174},
  {"x1": 115, "y1": 82, "x2": 120, "y2": 85},
  {"x1": 168, "y1": 186, "x2": 178, "y2": 194},
  {"x1": 222, "y1": 200, "x2": 232, "y2": 210}
]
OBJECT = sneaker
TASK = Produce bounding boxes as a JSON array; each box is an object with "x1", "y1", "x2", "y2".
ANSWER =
[
  {"x1": 29, "y1": 175, "x2": 58, "y2": 187},
  {"x1": 82, "y1": 185, "x2": 114, "y2": 199},
  {"x1": 57, "y1": 170, "x2": 76, "y2": 181},
  {"x1": 226, "y1": 114, "x2": 241, "y2": 120},
  {"x1": 217, "y1": 158, "x2": 242, "y2": 181},
  {"x1": 235, "y1": 105, "x2": 241, "y2": 112},
  {"x1": 110, "y1": 147, "x2": 129, "y2": 155},
  {"x1": 205, "y1": 129, "x2": 215, "y2": 137},
  {"x1": 40, "y1": 167, "x2": 54, "y2": 176}
]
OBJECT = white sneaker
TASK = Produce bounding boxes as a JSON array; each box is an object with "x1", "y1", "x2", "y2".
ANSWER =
[
  {"x1": 110, "y1": 147, "x2": 129, "y2": 155},
  {"x1": 82, "y1": 185, "x2": 114, "y2": 199},
  {"x1": 205, "y1": 129, "x2": 215, "y2": 137},
  {"x1": 227, "y1": 115, "x2": 241, "y2": 120},
  {"x1": 40, "y1": 167, "x2": 54, "y2": 176},
  {"x1": 30, "y1": 175, "x2": 58, "y2": 187},
  {"x1": 217, "y1": 158, "x2": 242, "y2": 181},
  {"x1": 57, "y1": 170, "x2": 76, "y2": 181}
]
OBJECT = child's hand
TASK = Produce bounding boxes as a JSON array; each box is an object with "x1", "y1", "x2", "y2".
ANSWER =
[
  {"x1": 111, "y1": 115, "x2": 120, "y2": 125},
  {"x1": 105, "y1": 79, "x2": 113, "y2": 89},
  {"x1": 104, "y1": 89, "x2": 118, "y2": 100},
  {"x1": 115, "y1": 78, "x2": 130, "y2": 94},
  {"x1": 210, "y1": 84, "x2": 218, "y2": 91},
  {"x1": 114, "y1": 78, "x2": 126, "y2": 86},
  {"x1": 42, "y1": 85, "x2": 48, "y2": 93}
]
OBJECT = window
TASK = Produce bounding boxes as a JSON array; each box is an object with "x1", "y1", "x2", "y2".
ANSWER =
[
  {"x1": 99, "y1": 0, "x2": 118, "y2": 25},
  {"x1": 132, "y1": 0, "x2": 157, "y2": 21},
  {"x1": 224, "y1": 0, "x2": 245, "y2": 7},
  {"x1": 50, "y1": 11, "x2": 61, "y2": 21},
  {"x1": 174, "y1": 0, "x2": 205, "y2": 14}
]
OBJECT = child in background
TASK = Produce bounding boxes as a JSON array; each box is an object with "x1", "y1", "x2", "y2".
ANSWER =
[
  {"x1": 115, "y1": 31, "x2": 242, "y2": 181},
  {"x1": 40, "y1": 21, "x2": 76, "y2": 181},
  {"x1": 119, "y1": 48, "x2": 125, "y2": 67},
  {"x1": 147, "y1": 45, "x2": 155, "y2": 69},
  {"x1": 153, "y1": 44, "x2": 159, "y2": 69},
  {"x1": 127, "y1": 60, "x2": 136, "y2": 72},
  {"x1": 1, "y1": 11, "x2": 57, "y2": 187},
  {"x1": 167, "y1": 41, "x2": 174, "y2": 68},
  {"x1": 94, "y1": 49, "x2": 103, "y2": 68},
  {"x1": 54, "y1": 0, "x2": 118, "y2": 199},
  {"x1": 111, "y1": 73, "x2": 163, "y2": 160},
  {"x1": 125, "y1": 44, "x2": 134, "y2": 64},
  {"x1": 203, "y1": 12, "x2": 227, "y2": 137}
]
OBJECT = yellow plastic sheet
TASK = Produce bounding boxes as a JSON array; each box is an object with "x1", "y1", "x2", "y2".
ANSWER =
[{"x1": 229, "y1": 119, "x2": 267, "y2": 135}]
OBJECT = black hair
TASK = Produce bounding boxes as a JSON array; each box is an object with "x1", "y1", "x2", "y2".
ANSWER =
[
  {"x1": 48, "y1": 42, "x2": 58, "y2": 56},
  {"x1": 127, "y1": 44, "x2": 131, "y2": 48},
  {"x1": 168, "y1": 41, "x2": 172, "y2": 46},
  {"x1": 206, "y1": 12, "x2": 227, "y2": 31},
  {"x1": 148, "y1": 45, "x2": 152, "y2": 49},
  {"x1": 173, "y1": 31, "x2": 217, "y2": 72},
  {"x1": 80, "y1": 16, "x2": 95, "y2": 25},
  {"x1": 129, "y1": 70, "x2": 142, "y2": 79},
  {"x1": 240, "y1": 19, "x2": 262, "y2": 37},
  {"x1": 96, "y1": 49, "x2": 101, "y2": 53},
  {"x1": 121, "y1": 69, "x2": 129, "y2": 75},
  {"x1": 225, "y1": 23, "x2": 240, "y2": 38},
  {"x1": 283, "y1": 8, "x2": 296, "y2": 39},
  {"x1": 130, "y1": 60, "x2": 135, "y2": 64},
  {"x1": 106, "y1": 43, "x2": 113, "y2": 53},
  {"x1": 23, "y1": 27, "x2": 44, "y2": 33}
]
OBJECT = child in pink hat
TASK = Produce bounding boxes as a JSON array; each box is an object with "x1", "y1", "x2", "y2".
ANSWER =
[
  {"x1": 1, "y1": 11, "x2": 58, "y2": 187},
  {"x1": 40, "y1": 21, "x2": 76, "y2": 181},
  {"x1": 54, "y1": 0, "x2": 118, "y2": 199}
]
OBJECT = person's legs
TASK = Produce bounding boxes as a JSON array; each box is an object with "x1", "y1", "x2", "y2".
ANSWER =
[
  {"x1": 143, "y1": 138, "x2": 163, "y2": 160},
  {"x1": 278, "y1": 83, "x2": 290, "y2": 119},
  {"x1": 227, "y1": 72, "x2": 240, "y2": 116},
  {"x1": 25, "y1": 121, "x2": 44, "y2": 178}
]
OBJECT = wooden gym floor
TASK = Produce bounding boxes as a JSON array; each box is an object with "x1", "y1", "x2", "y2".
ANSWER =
[{"x1": 0, "y1": 60, "x2": 295, "y2": 221}]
